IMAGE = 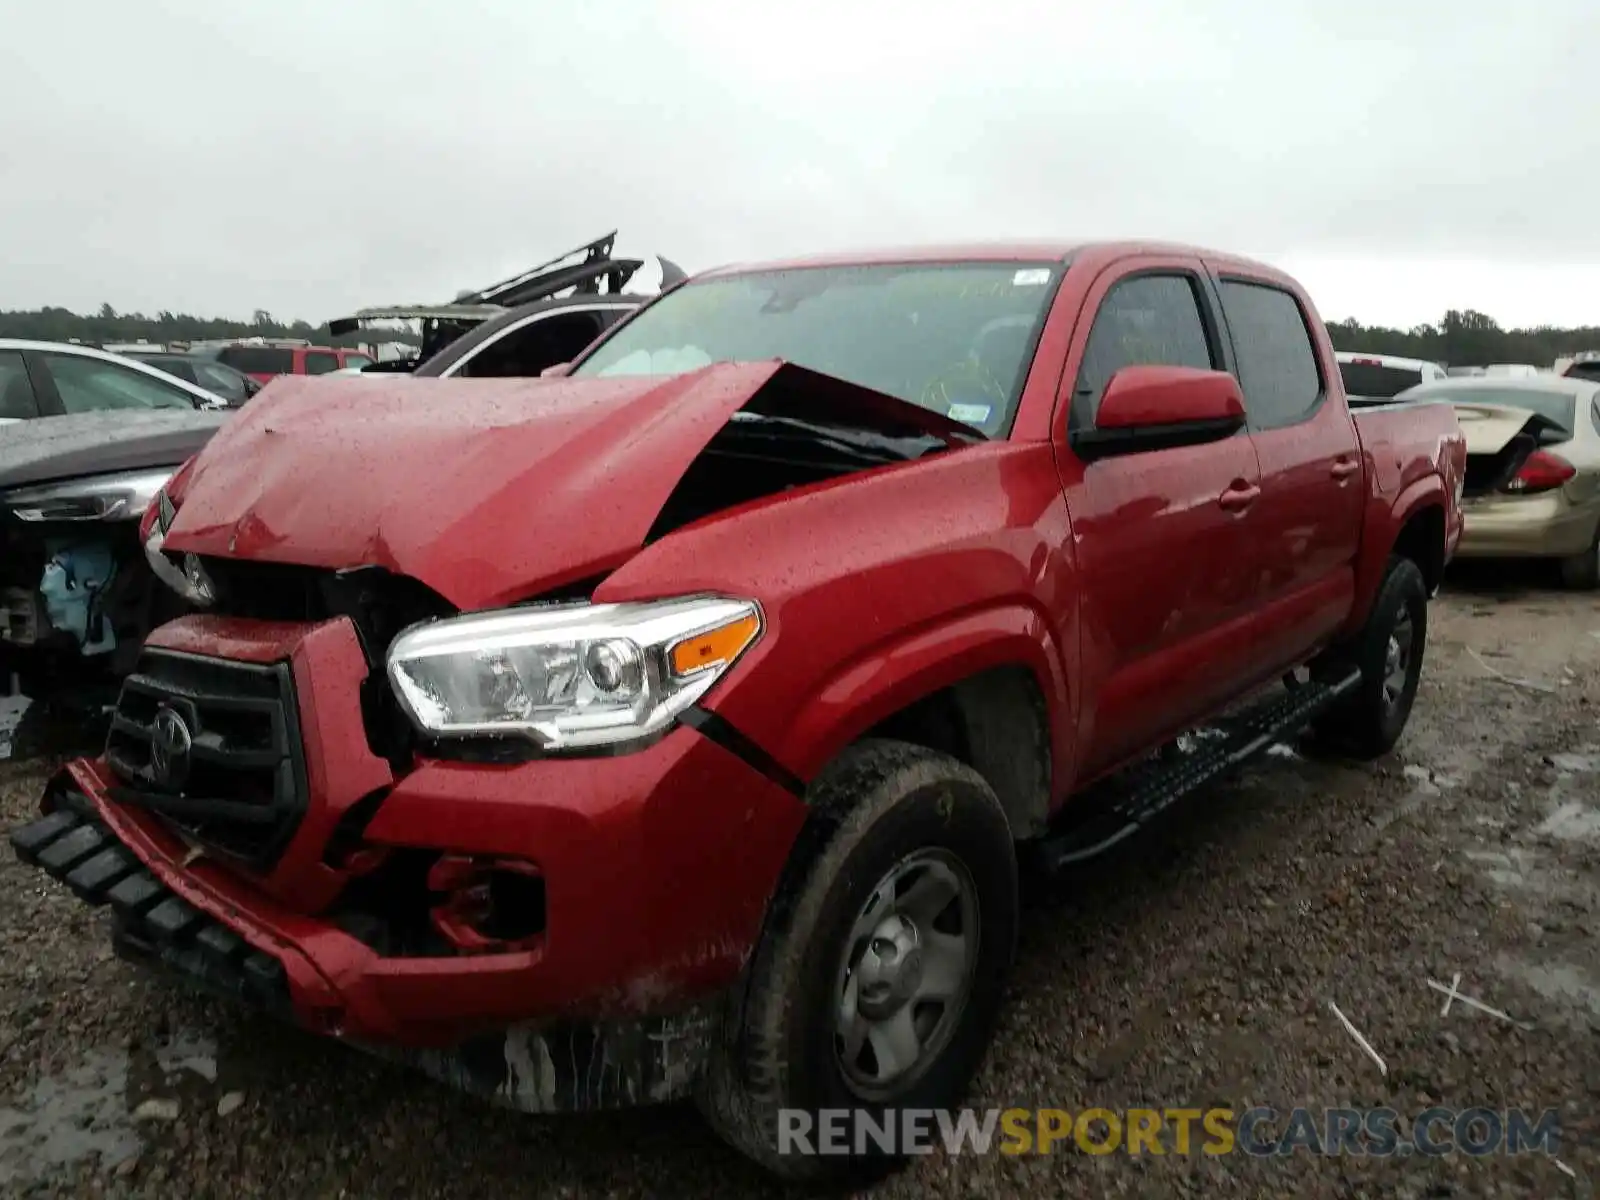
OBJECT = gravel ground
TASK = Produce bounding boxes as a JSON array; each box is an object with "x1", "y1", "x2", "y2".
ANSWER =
[{"x1": 2, "y1": 566, "x2": 1599, "y2": 1198}]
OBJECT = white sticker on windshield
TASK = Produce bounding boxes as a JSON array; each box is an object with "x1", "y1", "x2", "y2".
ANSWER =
[
  {"x1": 948, "y1": 403, "x2": 991, "y2": 425},
  {"x1": 1012, "y1": 268, "x2": 1051, "y2": 286}
]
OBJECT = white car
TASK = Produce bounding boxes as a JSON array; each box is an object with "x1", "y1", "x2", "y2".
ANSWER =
[
  {"x1": 0, "y1": 339, "x2": 228, "y2": 426},
  {"x1": 1335, "y1": 351, "x2": 1448, "y2": 402}
]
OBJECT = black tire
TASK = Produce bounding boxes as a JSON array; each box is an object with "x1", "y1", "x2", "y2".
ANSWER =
[
  {"x1": 697, "y1": 739, "x2": 1019, "y2": 1185},
  {"x1": 1312, "y1": 555, "x2": 1428, "y2": 759},
  {"x1": 1558, "y1": 524, "x2": 1600, "y2": 590}
]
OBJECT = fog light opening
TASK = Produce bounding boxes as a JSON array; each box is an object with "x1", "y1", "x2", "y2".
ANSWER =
[{"x1": 426, "y1": 855, "x2": 546, "y2": 953}]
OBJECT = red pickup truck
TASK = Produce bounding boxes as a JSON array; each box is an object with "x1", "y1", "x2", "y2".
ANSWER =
[{"x1": 11, "y1": 241, "x2": 1464, "y2": 1182}]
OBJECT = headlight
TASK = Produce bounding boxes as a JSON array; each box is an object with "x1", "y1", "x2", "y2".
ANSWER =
[
  {"x1": 3, "y1": 468, "x2": 173, "y2": 523},
  {"x1": 141, "y1": 485, "x2": 216, "y2": 608},
  {"x1": 386, "y1": 595, "x2": 762, "y2": 751}
]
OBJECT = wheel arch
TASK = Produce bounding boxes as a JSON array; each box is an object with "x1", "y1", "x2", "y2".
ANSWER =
[
  {"x1": 757, "y1": 603, "x2": 1074, "y2": 841},
  {"x1": 1392, "y1": 501, "x2": 1447, "y2": 594},
  {"x1": 1345, "y1": 476, "x2": 1448, "y2": 633}
]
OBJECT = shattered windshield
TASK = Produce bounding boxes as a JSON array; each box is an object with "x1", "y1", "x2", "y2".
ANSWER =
[{"x1": 571, "y1": 262, "x2": 1061, "y2": 436}]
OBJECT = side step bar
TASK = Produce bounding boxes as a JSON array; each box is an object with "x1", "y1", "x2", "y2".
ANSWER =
[{"x1": 1033, "y1": 669, "x2": 1362, "y2": 870}]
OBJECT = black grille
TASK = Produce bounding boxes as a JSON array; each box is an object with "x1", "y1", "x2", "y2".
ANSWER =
[{"x1": 105, "y1": 649, "x2": 308, "y2": 868}]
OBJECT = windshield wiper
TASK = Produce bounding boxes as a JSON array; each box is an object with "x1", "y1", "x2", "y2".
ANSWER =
[{"x1": 725, "y1": 412, "x2": 949, "y2": 467}]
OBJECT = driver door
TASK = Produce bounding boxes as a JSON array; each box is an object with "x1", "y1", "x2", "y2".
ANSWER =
[{"x1": 1058, "y1": 259, "x2": 1265, "y2": 776}]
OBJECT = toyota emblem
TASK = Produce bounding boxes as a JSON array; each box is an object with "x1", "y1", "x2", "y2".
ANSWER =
[{"x1": 149, "y1": 705, "x2": 193, "y2": 790}]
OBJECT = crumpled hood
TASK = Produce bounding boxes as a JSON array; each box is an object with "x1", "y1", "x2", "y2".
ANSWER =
[
  {"x1": 163, "y1": 364, "x2": 885, "y2": 609},
  {"x1": 0, "y1": 409, "x2": 229, "y2": 491}
]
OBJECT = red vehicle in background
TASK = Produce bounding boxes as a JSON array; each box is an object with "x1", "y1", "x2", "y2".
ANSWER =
[
  {"x1": 190, "y1": 340, "x2": 374, "y2": 383},
  {"x1": 12, "y1": 239, "x2": 1466, "y2": 1183}
]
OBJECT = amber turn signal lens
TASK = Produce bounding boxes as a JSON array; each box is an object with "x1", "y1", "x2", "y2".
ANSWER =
[{"x1": 668, "y1": 612, "x2": 760, "y2": 678}]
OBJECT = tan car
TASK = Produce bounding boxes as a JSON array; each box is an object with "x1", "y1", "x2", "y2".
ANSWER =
[{"x1": 1396, "y1": 375, "x2": 1600, "y2": 588}]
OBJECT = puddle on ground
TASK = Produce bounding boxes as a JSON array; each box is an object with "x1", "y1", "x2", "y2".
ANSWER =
[
  {"x1": 0, "y1": 1026, "x2": 225, "y2": 1186},
  {"x1": 1535, "y1": 801, "x2": 1600, "y2": 842},
  {"x1": 1549, "y1": 749, "x2": 1600, "y2": 774},
  {"x1": 1463, "y1": 848, "x2": 1567, "y2": 896},
  {"x1": 1373, "y1": 762, "x2": 1467, "y2": 830},
  {"x1": 0, "y1": 693, "x2": 32, "y2": 761},
  {"x1": 1495, "y1": 956, "x2": 1600, "y2": 1024},
  {"x1": 152, "y1": 1028, "x2": 218, "y2": 1084},
  {"x1": 0, "y1": 1048, "x2": 138, "y2": 1186}
]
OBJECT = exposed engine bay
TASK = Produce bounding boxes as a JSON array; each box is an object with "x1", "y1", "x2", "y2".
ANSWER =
[
  {"x1": 0, "y1": 408, "x2": 221, "y2": 726},
  {"x1": 1, "y1": 501, "x2": 185, "y2": 702},
  {"x1": 134, "y1": 362, "x2": 986, "y2": 773}
]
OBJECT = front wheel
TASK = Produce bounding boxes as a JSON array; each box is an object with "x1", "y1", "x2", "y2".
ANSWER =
[
  {"x1": 697, "y1": 739, "x2": 1018, "y2": 1185},
  {"x1": 1312, "y1": 555, "x2": 1428, "y2": 759}
]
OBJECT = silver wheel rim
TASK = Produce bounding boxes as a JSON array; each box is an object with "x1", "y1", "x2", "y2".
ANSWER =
[
  {"x1": 1382, "y1": 607, "x2": 1414, "y2": 711},
  {"x1": 833, "y1": 848, "x2": 980, "y2": 1100}
]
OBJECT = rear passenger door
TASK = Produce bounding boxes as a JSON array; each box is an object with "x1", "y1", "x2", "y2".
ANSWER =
[
  {"x1": 1061, "y1": 259, "x2": 1265, "y2": 774},
  {"x1": 1211, "y1": 270, "x2": 1364, "y2": 678}
]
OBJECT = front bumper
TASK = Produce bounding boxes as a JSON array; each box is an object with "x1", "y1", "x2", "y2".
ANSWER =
[
  {"x1": 11, "y1": 795, "x2": 724, "y2": 1111},
  {"x1": 7, "y1": 612, "x2": 811, "y2": 1111},
  {"x1": 1456, "y1": 492, "x2": 1598, "y2": 559}
]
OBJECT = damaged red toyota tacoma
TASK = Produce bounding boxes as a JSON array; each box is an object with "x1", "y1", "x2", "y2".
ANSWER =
[{"x1": 11, "y1": 241, "x2": 1465, "y2": 1181}]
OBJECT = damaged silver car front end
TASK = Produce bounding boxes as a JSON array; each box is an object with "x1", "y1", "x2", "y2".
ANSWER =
[{"x1": 1, "y1": 468, "x2": 190, "y2": 742}]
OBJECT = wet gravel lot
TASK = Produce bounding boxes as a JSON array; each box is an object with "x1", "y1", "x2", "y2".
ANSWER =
[{"x1": 3, "y1": 567, "x2": 1599, "y2": 1198}]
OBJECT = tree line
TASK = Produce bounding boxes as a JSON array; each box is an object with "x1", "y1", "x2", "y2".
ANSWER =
[
  {"x1": 0, "y1": 304, "x2": 415, "y2": 349},
  {"x1": 1325, "y1": 309, "x2": 1599, "y2": 367},
  {"x1": 1, "y1": 303, "x2": 1596, "y2": 368}
]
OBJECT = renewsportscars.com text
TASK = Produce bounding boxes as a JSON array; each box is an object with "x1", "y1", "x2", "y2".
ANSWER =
[{"x1": 777, "y1": 1106, "x2": 1562, "y2": 1158}]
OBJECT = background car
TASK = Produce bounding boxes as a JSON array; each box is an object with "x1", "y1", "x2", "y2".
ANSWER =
[
  {"x1": 189, "y1": 341, "x2": 374, "y2": 382},
  {"x1": 329, "y1": 230, "x2": 685, "y2": 371},
  {"x1": 0, "y1": 338, "x2": 227, "y2": 422},
  {"x1": 314, "y1": 293, "x2": 648, "y2": 381},
  {"x1": 1396, "y1": 373, "x2": 1600, "y2": 587},
  {"x1": 117, "y1": 352, "x2": 263, "y2": 406},
  {"x1": 2, "y1": 340, "x2": 230, "y2": 736},
  {"x1": 411, "y1": 293, "x2": 642, "y2": 377},
  {"x1": 1336, "y1": 351, "x2": 1449, "y2": 401},
  {"x1": 1559, "y1": 350, "x2": 1600, "y2": 382}
]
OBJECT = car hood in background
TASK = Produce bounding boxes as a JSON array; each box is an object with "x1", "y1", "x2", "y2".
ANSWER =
[{"x1": 0, "y1": 410, "x2": 231, "y2": 491}]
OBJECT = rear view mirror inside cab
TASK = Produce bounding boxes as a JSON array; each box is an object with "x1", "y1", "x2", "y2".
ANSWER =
[{"x1": 1072, "y1": 365, "x2": 1246, "y2": 462}]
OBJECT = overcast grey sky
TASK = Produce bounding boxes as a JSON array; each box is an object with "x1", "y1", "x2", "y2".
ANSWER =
[{"x1": 2, "y1": 0, "x2": 1596, "y2": 328}]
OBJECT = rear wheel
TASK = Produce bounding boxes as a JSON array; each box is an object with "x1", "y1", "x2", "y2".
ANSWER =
[
  {"x1": 1312, "y1": 555, "x2": 1428, "y2": 759},
  {"x1": 1558, "y1": 524, "x2": 1600, "y2": 589},
  {"x1": 697, "y1": 740, "x2": 1018, "y2": 1185}
]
